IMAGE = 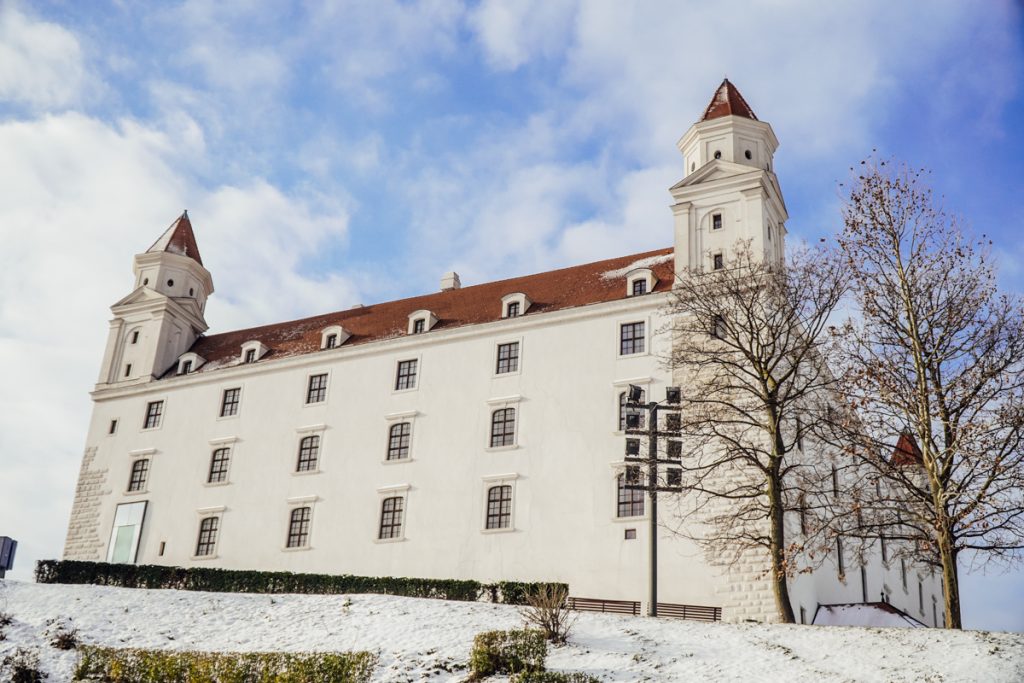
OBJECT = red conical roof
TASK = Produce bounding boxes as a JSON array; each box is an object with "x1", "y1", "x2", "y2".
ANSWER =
[
  {"x1": 700, "y1": 79, "x2": 758, "y2": 122},
  {"x1": 891, "y1": 432, "x2": 923, "y2": 467},
  {"x1": 147, "y1": 211, "x2": 203, "y2": 266}
]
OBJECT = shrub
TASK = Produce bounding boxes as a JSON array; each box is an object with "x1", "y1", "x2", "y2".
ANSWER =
[
  {"x1": 522, "y1": 584, "x2": 576, "y2": 645},
  {"x1": 35, "y1": 560, "x2": 566, "y2": 607},
  {"x1": 47, "y1": 618, "x2": 79, "y2": 650},
  {"x1": 468, "y1": 629, "x2": 547, "y2": 680},
  {"x1": 2, "y1": 647, "x2": 46, "y2": 683},
  {"x1": 73, "y1": 646, "x2": 377, "y2": 683},
  {"x1": 513, "y1": 673, "x2": 601, "y2": 683},
  {"x1": 0, "y1": 609, "x2": 12, "y2": 641}
]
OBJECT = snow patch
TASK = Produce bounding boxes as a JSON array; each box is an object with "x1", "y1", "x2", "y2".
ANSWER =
[{"x1": 600, "y1": 253, "x2": 673, "y2": 280}]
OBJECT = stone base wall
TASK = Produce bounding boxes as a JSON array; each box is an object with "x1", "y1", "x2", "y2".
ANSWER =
[{"x1": 63, "y1": 447, "x2": 110, "y2": 560}]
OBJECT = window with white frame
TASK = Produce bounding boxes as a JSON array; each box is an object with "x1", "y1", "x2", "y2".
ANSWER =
[
  {"x1": 619, "y1": 322, "x2": 645, "y2": 355},
  {"x1": 631, "y1": 279, "x2": 647, "y2": 296},
  {"x1": 387, "y1": 422, "x2": 411, "y2": 461},
  {"x1": 496, "y1": 342, "x2": 519, "y2": 374},
  {"x1": 501, "y1": 293, "x2": 531, "y2": 319},
  {"x1": 506, "y1": 301, "x2": 520, "y2": 317},
  {"x1": 143, "y1": 400, "x2": 163, "y2": 429},
  {"x1": 490, "y1": 408, "x2": 516, "y2": 447},
  {"x1": 127, "y1": 459, "x2": 149, "y2": 492},
  {"x1": 195, "y1": 516, "x2": 219, "y2": 557},
  {"x1": 325, "y1": 333, "x2": 338, "y2": 348},
  {"x1": 320, "y1": 325, "x2": 350, "y2": 349},
  {"x1": 296, "y1": 435, "x2": 320, "y2": 472},
  {"x1": 286, "y1": 507, "x2": 311, "y2": 548},
  {"x1": 208, "y1": 447, "x2": 231, "y2": 483},
  {"x1": 379, "y1": 496, "x2": 404, "y2": 540},
  {"x1": 625, "y1": 268, "x2": 656, "y2": 297},
  {"x1": 306, "y1": 373, "x2": 328, "y2": 403},
  {"x1": 407, "y1": 310, "x2": 437, "y2": 335},
  {"x1": 617, "y1": 470, "x2": 645, "y2": 518},
  {"x1": 178, "y1": 359, "x2": 192, "y2": 375},
  {"x1": 395, "y1": 359, "x2": 417, "y2": 390},
  {"x1": 485, "y1": 485, "x2": 513, "y2": 530}
]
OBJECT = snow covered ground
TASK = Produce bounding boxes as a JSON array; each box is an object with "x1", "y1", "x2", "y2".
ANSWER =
[{"x1": 1, "y1": 580, "x2": 1021, "y2": 682}]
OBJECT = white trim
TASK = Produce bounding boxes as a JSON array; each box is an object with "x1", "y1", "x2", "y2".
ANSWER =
[
  {"x1": 392, "y1": 355, "x2": 422, "y2": 394},
  {"x1": 215, "y1": 384, "x2": 243, "y2": 422},
  {"x1": 493, "y1": 337, "x2": 524, "y2": 378},
  {"x1": 616, "y1": 316, "x2": 651, "y2": 358},
  {"x1": 295, "y1": 423, "x2": 327, "y2": 434},
  {"x1": 140, "y1": 396, "x2": 168, "y2": 432},
  {"x1": 486, "y1": 394, "x2": 522, "y2": 405},
  {"x1": 482, "y1": 472, "x2": 520, "y2": 482},
  {"x1": 209, "y1": 436, "x2": 239, "y2": 445},
  {"x1": 376, "y1": 483, "x2": 411, "y2": 494},
  {"x1": 128, "y1": 447, "x2": 157, "y2": 458},
  {"x1": 500, "y1": 292, "x2": 532, "y2": 318},
  {"x1": 320, "y1": 325, "x2": 351, "y2": 349},
  {"x1": 407, "y1": 310, "x2": 439, "y2": 335},
  {"x1": 286, "y1": 494, "x2": 319, "y2": 505},
  {"x1": 481, "y1": 475, "x2": 518, "y2": 533},
  {"x1": 611, "y1": 377, "x2": 653, "y2": 387},
  {"x1": 385, "y1": 410, "x2": 419, "y2": 421},
  {"x1": 302, "y1": 369, "x2": 332, "y2": 407},
  {"x1": 196, "y1": 505, "x2": 226, "y2": 514}
]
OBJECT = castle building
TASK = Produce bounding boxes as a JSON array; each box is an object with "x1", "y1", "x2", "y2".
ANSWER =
[{"x1": 64, "y1": 81, "x2": 943, "y2": 625}]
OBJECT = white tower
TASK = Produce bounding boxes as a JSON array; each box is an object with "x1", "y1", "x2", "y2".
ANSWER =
[
  {"x1": 670, "y1": 79, "x2": 788, "y2": 275},
  {"x1": 96, "y1": 212, "x2": 214, "y2": 386}
]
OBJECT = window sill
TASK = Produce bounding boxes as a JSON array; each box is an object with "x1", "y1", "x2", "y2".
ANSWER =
[
  {"x1": 485, "y1": 445, "x2": 519, "y2": 453},
  {"x1": 303, "y1": 400, "x2": 327, "y2": 408},
  {"x1": 123, "y1": 489, "x2": 148, "y2": 497},
  {"x1": 382, "y1": 457, "x2": 413, "y2": 465},
  {"x1": 140, "y1": 425, "x2": 164, "y2": 433},
  {"x1": 612, "y1": 515, "x2": 648, "y2": 523},
  {"x1": 292, "y1": 469, "x2": 322, "y2": 477},
  {"x1": 203, "y1": 480, "x2": 230, "y2": 488},
  {"x1": 216, "y1": 414, "x2": 239, "y2": 421},
  {"x1": 190, "y1": 554, "x2": 218, "y2": 561},
  {"x1": 281, "y1": 545, "x2": 312, "y2": 553},
  {"x1": 493, "y1": 370, "x2": 522, "y2": 379},
  {"x1": 374, "y1": 537, "x2": 406, "y2": 545},
  {"x1": 392, "y1": 386, "x2": 419, "y2": 395},
  {"x1": 616, "y1": 351, "x2": 650, "y2": 359},
  {"x1": 481, "y1": 527, "x2": 515, "y2": 535}
]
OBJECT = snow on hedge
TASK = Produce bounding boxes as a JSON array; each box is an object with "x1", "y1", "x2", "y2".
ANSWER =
[{"x1": 1, "y1": 580, "x2": 1022, "y2": 681}]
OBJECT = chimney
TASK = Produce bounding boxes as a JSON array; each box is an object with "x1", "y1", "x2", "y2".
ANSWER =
[{"x1": 440, "y1": 271, "x2": 461, "y2": 291}]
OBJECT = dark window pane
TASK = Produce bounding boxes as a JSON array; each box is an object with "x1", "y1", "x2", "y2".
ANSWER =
[
  {"x1": 220, "y1": 388, "x2": 240, "y2": 417},
  {"x1": 287, "y1": 507, "x2": 311, "y2": 548},
  {"x1": 496, "y1": 342, "x2": 519, "y2": 374},
  {"x1": 195, "y1": 517, "x2": 219, "y2": 556},
  {"x1": 506, "y1": 302, "x2": 520, "y2": 318},
  {"x1": 387, "y1": 422, "x2": 411, "y2": 460},
  {"x1": 208, "y1": 448, "x2": 231, "y2": 483},
  {"x1": 244, "y1": 348, "x2": 256, "y2": 363},
  {"x1": 486, "y1": 485, "x2": 513, "y2": 529},
  {"x1": 632, "y1": 279, "x2": 647, "y2": 296},
  {"x1": 395, "y1": 360, "x2": 417, "y2": 390},
  {"x1": 379, "y1": 497, "x2": 404, "y2": 539},
  {"x1": 306, "y1": 373, "x2": 328, "y2": 403},
  {"x1": 490, "y1": 408, "x2": 516, "y2": 447},
  {"x1": 619, "y1": 390, "x2": 646, "y2": 430},
  {"x1": 127, "y1": 459, "x2": 149, "y2": 492},
  {"x1": 296, "y1": 435, "x2": 320, "y2": 472},
  {"x1": 617, "y1": 473, "x2": 645, "y2": 518},
  {"x1": 620, "y1": 322, "x2": 645, "y2": 355},
  {"x1": 144, "y1": 401, "x2": 163, "y2": 429}
]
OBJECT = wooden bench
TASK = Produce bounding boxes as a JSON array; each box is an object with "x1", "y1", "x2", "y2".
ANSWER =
[
  {"x1": 656, "y1": 602, "x2": 722, "y2": 622},
  {"x1": 567, "y1": 597, "x2": 641, "y2": 616}
]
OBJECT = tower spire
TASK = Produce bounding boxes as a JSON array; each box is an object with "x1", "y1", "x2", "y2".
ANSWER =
[
  {"x1": 700, "y1": 79, "x2": 758, "y2": 122},
  {"x1": 147, "y1": 211, "x2": 203, "y2": 265}
]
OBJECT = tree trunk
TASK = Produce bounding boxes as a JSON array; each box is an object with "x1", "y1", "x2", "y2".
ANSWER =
[
  {"x1": 938, "y1": 526, "x2": 962, "y2": 629},
  {"x1": 767, "y1": 470, "x2": 796, "y2": 623}
]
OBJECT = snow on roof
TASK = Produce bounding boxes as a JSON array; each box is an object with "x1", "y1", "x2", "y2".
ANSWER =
[{"x1": 600, "y1": 253, "x2": 674, "y2": 280}]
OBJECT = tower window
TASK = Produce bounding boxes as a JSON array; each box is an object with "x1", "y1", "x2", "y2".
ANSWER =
[
  {"x1": 712, "y1": 213, "x2": 722, "y2": 230},
  {"x1": 713, "y1": 150, "x2": 722, "y2": 159},
  {"x1": 109, "y1": 419, "x2": 118, "y2": 435},
  {"x1": 131, "y1": 331, "x2": 139, "y2": 344},
  {"x1": 745, "y1": 150, "x2": 752, "y2": 160},
  {"x1": 167, "y1": 279, "x2": 174, "y2": 287},
  {"x1": 189, "y1": 287, "x2": 194, "y2": 296},
  {"x1": 712, "y1": 253, "x2": 724, "y2": 270},
  {"x1": 127, "y1": 459, "x2": 149, "y2": 492},
  {"x1": 124, "y1": 364, "x2": 132, "y2": 377}
]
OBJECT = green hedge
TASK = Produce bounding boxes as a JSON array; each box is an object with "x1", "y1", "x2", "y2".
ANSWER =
[
  {"x1": 74, "y1": 646, "x2": 377, "y2": 682},
  {"x1": 36, "y1": 560, "x2": 565, "y2": 606},
  {"x1": 468, "y1": 629, "x2": 547, "y2": 679}
]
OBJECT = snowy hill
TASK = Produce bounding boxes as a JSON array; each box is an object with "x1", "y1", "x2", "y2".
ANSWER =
[{"x1": 1, "y1": 580, "x2": 1021, "y2": 681}]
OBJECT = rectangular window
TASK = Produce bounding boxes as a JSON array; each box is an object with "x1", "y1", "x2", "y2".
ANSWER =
[
  {"x1": 395, "y1": 360, "x2": 417, "y2": 390},
  {"x1": 506, "y1": 302, "x2": 520, "y2": 318},
  {"x1": 712, "y1": 253, "x2": 724, "y2": 270},
  {"x1": 711, "y1": 314, "x2": 727, "y2": 339},
  {"x1": 617, "y1": 471, "x2": 644, "y2": 518},
  {"x1": 831, "y1": 465, "x2": 839, "y2": 497},
  {"x1": 666, "y1": 468, "x2": 682, "y2": 488},
  {"x1": 485, "y1": 485, "x2": 513, "y2": 530},
  {"x1": 325, "y1": 333, "x2": 338, "y2": 348},
  {"x1": 220, "y1": 388, "x2": 240, "y2": 417},
  {"x1": 127, "y1": 459, "x2": 149, "y2": 492},
  {"x1": 496, "y1": 342, "x2": 520, "y2": 374},
  {"x1": 208, "y1": 448, "x2": 231, "y2": 483},
  {"x1": 901, "y1": 558, "x2": 908, "y2": 589},
  {"x1": 306, "y1": 373, "x2": 328, "y2": 404},
  {"x1": 178, "y1": 360, "x2": 192, "y2": 375},
  {"x1": 287, "y1": 507, "x2": 311, "y2": 548},
  {"x1": 712, "y1": 213, "x2": 722, "y2": 230},
  {"x1": 131, "y1": 330, "x2": 139, "y2": 344},
  {"x1": 666, "y1": 440, "x2": 681, "y2": 459},
  {"x1": 379, "y1": 496, "x2": 404, "y2": 540},
  {"x1": 195, "y1": 517, "x2": 218, "y2": 557},
  {"x1": 624, "y1": 528, "x2": 637, "y2": 540},
  {"x1": 125, "y1": 363, "x2": 132, "y2": 377},
  {"x1": 918, "y1": 580, "x2": 924, "y2": 613},
  {"x1": 413, "y1": 318, "x2": 425, "y2": 334},
  {"x1": 880, "y1": 534, "x2": 888, "y2": 563},
  {"x1": 143, "y1": 400, "x2": 163, "y2": 429},
  {"x1": 296, "y1": 435, "x2": 320, "y2": 472},
  {"x1": 490, "y1": 408, "x2": 516, "y2": 447},
  {"x1": 836, "y1": 536, "x2": 845, "y2": 576},
  {"x1": 387, "y1": 422, "x2": 411, "y2": 460},
  {"x1": 109, "y1": 419, "x2": 118, "y2": 435},
  {"x1": 631, "y1": 279, "x2": 647, "y2": 296},
  {"x1": 244, "y1": 348, "x2": 256, "y2": 363},
  {"x1": 619, "y1": 322, "x2": 645, "y2": 355}
]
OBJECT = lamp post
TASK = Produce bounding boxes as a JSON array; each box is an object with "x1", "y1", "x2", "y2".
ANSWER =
[{"x1": 624, "y1": 385, "x2": 682, "y2": 617}]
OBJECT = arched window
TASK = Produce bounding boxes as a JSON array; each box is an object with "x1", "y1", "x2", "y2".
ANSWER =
[
  {"x1": 127, "y1": 459, "x2": 149, "y2": 492},
  {"x1": 486, "y1": 485, "x2": 513, "y2": 529},
  {"x1": 490, "y1": 408, "x2": 516, "y2": 447},
  {"x1": 208, "y1": 448, "x2": 231, "y2": 483},
  {"x1": 617, "y1": 471, "x2": 645, "y2": 518},
  {"x1": 379, "y1": 497, "x2": 404, "y2": 539},
  {"x1": 296, "y1": 435, "x2": 320, "y2": 472},
  {"x1": 387, "y1": 422, "x2": 411, "y2": 460},
  {"x1": 195, "y1": 517, "x2": 219, "y2": 556},
  {"x1": 619, "y1": 390, "x2": 646, "y2": 431},
  {"x1": 287, "y1": 507, "x2": 311, "y2": 548}
]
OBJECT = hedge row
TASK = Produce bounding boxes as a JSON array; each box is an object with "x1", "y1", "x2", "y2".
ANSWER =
[
  {"x1": 467, "y1": 630, "x2": 600, "y2": 682},
  {"x1": 35, "y1": 560, "x2": 565, "y2": 606},
  {"x1": 74, "y1": 646, "x2": 377, "y2": 682}
]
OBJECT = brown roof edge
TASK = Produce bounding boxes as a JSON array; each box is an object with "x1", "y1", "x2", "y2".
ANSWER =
[{"x1": 700, "y1": 78, "x2": 758, "y2": 122}]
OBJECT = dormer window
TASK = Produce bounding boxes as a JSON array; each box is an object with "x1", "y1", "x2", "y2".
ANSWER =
[
  {"x1": 320, "y1": 325, "x2": 351, "y2": 350},
  {"x1": 625, "y1": 269, "x2": 657, "y2": 298},
  {"x1": 501, "y1": 293, "x2": 532, "y2": 319},
  {"x1": 175, "y1": 352, "x2": 204, "y2": 376},
  {"x1": 712, "y1": 213, "x2": 722, "y2": 230},
  {"x1": 240, "y1": 340, "x2": 268, "y2": 364},
  {"x1": 179, "y1": 360, "x2": 192, "y2": 375},
  {"x1": 407, "y1": 310, "x2": 438, "y2": 335}
]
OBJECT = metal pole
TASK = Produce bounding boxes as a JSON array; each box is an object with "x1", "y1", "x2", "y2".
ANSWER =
[{"x1": 648, "y1": 402, "x2": 658, "y2": 617}]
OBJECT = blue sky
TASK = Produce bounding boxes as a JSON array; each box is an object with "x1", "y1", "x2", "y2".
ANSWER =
[{"x1": 0, "y1": 0, "x2": 1022, "y2": 631}]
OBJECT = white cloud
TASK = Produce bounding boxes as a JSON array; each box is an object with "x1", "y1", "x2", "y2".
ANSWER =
[
  {"x1": 0, "y1": 3, "x2": 85, "y2": 108},
  {"x1": 469, "y1": 0, "x2": 578, "y2": 71}
]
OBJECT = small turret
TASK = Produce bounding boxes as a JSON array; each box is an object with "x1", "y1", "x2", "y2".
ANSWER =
[{"x1": 96, "y1": 212, "x2": 214, "y2": 386}]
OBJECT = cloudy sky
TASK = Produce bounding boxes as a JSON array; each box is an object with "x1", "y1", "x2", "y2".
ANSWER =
[{"x1": 1, "y1": 1, "x2": 1022, "y2": 630}]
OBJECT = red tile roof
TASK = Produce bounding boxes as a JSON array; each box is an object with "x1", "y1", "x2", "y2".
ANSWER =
[
  {"x1": 180, "y1": 247, "x2": 675, "y2": 375},
  {"x1": 891, "y1": 431, "x2": 923, "y2": 467},
  {"x1": 148, "y1": 211, "x2": 203, "y2": 266},
  {"x1": 700, "y1": 79, "x2": 758, "y2": 122}
]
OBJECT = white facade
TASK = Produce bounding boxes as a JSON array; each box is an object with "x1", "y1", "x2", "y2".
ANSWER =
[{"x1": 65, "y1": 80, "x2": 942, "y2": 625}]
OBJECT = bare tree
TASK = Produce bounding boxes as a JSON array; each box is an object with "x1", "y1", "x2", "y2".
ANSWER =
[
  {"x1": 665, "y1": 240, "x2": 847, "y2": 623},
  {"x1": 833, "y1": 159, "x2": 1024, "y2": 628}
]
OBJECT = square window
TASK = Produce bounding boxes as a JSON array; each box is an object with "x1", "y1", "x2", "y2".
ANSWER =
[
  {"x1": 619, "y1": 322, "x2": 645, "y2": 355},
  {"x1": 485, "y1": 485, "x2": 512, "y2": 530},
  {"x1": 306, "y1": 374, "x2": 328, "y2": 404},
  {"x1": 127, "y1": 459, "x2": 149, "y2": 492},
  {"x1": 395, "y1": 359, "x2": 417, "y2": 391},
  {"x1": 666, "y1": 440, "x2": 681, "y2": 459},
  {"x1": 625, "y1": 528, "x2": 637, "y2": 540},
  {"x1": 631, "y1": 279, "x2": 647, "y2": 296},
  {"x1": 143, "y1": 400, "x2": 163, "y2": 429},
  {"x1": 379, "y1": 496, "x2": 404, "y2": 540},
  {"x1": 490, "y1": 408, "x2": 516, "y2": 447},
  {"x1": 195, "y1": 517, "x2": 219, "y2": 556},
  {"x1": 208, "y1": 447, "x2": 231, "y2": 483},
  {"x1": 387, "y1": 422, "x2": 411, "y2": 460},
  {"x1": 666, "y1": 468, "x2": 682, "y2": 488},
  {"x1": 287, "y1": 506, "x2": 311, "y2": 548},
  {"x1": 220, "y1": 388, "x2": 240, "y2": 417},
  {"x1": 496, "y1": 342, "x2": 519, "y2": 374}
]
